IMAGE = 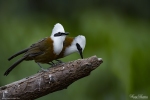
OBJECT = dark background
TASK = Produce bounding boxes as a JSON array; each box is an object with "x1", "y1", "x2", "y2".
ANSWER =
[{"x1": 0, "y1": 0, "x2": 150, "y2": 100}]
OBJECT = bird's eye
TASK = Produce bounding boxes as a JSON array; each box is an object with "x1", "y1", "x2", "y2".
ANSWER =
[
  {"x1": 57, "y1": 32, "x2": 62, "y2": 35},
  {"x1": 54, "y1": 32, "x2": 62, "y2": 37}
]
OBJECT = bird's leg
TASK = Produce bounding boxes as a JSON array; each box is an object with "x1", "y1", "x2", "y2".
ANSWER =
[
  {"x1": 47, "y1": 61, "x2": 57, "y2": 67},
  {"x1": 54, "y1": 59, "x2": 64, "y2": 66},
  {"x1": 47, "y1": 62, "x2": 52, "y2": 65},
  {"x1": 37, "y1": 63, "x2": 48, "y2": 71},
  {"x1": 47, "y1": 60, "x2": 63, "y2": 68},
  {"x1": 55, "y1": 59, "x2": 63, "y2": 63},
  {"x1": 51, "y1": 61, "x2": 55, "y2": 65}
]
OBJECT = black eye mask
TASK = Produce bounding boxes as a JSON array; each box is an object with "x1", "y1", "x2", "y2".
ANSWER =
[
  {"x1": 54, "y1": 32, "x2": 69, "y2": 37},
  {"x1": 76, "y1": 43, "x2": 83, "y2": 59}
]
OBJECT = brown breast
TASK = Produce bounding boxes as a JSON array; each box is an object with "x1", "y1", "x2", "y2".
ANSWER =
[{"x1": 56, "y1": 36, "x2": 74, "y2": 59}]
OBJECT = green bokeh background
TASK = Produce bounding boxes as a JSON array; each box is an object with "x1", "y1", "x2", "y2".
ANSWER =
[{"x1": 0, "y1": 1, "x2": 150, "y2": 100}]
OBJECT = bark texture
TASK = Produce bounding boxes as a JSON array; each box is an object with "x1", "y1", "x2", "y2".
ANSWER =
[{"x1": 0, "y1": 55, "x2": 103, "y2": 100}]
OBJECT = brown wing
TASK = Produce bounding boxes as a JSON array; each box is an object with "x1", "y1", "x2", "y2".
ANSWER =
[{"x1": 24, "y1": 37, "x2": 54, "y2": 62}]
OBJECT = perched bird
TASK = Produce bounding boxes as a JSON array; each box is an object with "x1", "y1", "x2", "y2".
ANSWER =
[
  {"x1": 4, "y1": 23, "x2": 69, "y2": 76},
  {"x1": 56, "y1": 35, "x2": 86, "y2": 60}
]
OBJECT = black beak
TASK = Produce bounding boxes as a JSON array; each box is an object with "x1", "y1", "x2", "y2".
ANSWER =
[
  {"x1": 79, "y1": 49, "x2": 83, "y2": 59},
  {"x1": 54, "y1": 32, "x2": 69, "y2": 37},
  {"x1": 62, "y1": 32, "x2": 69, "y2": 36},
  {"x1": 76, "y1": 43, "x2": 83, "y2": 59}
]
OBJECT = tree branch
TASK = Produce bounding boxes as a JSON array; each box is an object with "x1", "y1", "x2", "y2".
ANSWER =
[{"x1": 0, "y1": 55, "x2": 103, "y2": 100}]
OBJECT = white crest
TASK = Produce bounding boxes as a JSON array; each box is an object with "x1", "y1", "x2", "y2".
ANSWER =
[
  {"x1": 51, "y1": 23, "x2": 67, "y2": 55},
  {"x1": 64, "y1": 35, "x2": 86, "y2": 56},
  {"x1": 51, "y1": 23, "x2": 65, "y2": 36}
]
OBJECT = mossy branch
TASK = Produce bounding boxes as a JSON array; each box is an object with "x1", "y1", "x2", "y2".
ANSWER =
[{"x1": 0, "y1": 55, "x2": 103, "y2": 100}]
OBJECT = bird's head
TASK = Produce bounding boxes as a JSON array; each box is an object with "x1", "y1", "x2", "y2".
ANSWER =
[
  {"x1": 51, "y1": 23, "x2": 69, "y2": 41},
  {"x1": 74, "y1": 35, "x2": 86, "y2": 59},
  {"x1": 64, "y1": 35, "x2": 86, "y2": 59}
]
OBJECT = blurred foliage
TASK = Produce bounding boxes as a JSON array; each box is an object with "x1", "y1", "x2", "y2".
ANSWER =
[{"x1": 0, "y1": 0, "x2": 150, "y2": 100}]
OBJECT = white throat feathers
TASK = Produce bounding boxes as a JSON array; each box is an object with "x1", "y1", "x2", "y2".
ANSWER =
[
  {"x1": 64, "y1": 35, "x2": 86, "y2": 57},
  {"x1": 51, "y1": 23, "x2": 67, "y2": 55}
]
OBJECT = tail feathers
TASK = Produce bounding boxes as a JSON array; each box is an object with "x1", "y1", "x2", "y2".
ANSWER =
[
  {"x1": 8, "y1": 48, "x2": 28, "y2": 61},
  {"x1": 4, "y1": 57, "x2": 26, "y2": 76}
]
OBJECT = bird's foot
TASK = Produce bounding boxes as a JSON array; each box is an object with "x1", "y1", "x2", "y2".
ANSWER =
[
  {"x1": 41, "y1": 68, "x2": 48, "y2": 71},
  {"x1": 47, "y1": 60, "x2": 64, "y2": 68},
  {"x1": 55, "y1": 59, "x2": 65, "y2": 66},
  {"x1": 55, "y1": 59, "x2": 63, "y2": 63},
  {"x1": 37, "y1": 68, "x2": 48, "y2": 73},
  {"x1": 48, "y1": 62, "x2": 57, "y2": 67}
]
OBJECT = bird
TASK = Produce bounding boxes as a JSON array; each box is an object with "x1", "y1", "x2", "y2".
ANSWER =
[
  {"x1": 56, "y1": 35, "x2": 86, "y2": 60},
  {"x1": 4, "y1": 23, "x2": 69, "y2": 76}
]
